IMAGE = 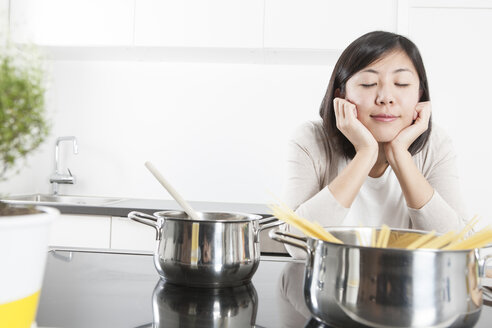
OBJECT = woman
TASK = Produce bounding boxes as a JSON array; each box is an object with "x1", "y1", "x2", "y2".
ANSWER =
[{"x1": 282, "y1": 31, "x2": 466, "y2": 256}]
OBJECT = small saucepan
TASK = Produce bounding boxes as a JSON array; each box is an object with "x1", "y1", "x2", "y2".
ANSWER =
[{"x1": 129, "y1": 210, "x2": 281, "y2": 287}]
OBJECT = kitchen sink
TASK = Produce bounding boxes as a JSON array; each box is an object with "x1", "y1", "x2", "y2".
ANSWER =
[{"x1": 1, "y1": 194, "x2": 125, "y2": 206}]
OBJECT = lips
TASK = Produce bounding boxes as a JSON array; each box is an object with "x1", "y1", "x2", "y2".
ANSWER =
[{"x1": 370, "y1": 114, "x2": 399, "y2": 122}]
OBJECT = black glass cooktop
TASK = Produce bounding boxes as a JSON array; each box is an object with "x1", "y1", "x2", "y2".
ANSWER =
[{"x1": 36, "y1": 250, "x2": 492, "y2": 328}]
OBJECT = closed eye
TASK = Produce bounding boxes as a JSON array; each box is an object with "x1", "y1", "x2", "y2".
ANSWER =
[
  {"x1": 395, "y1": 83, "x2": 410, "y2": 87},
  {"x1": 360, "y1": 83, "x2": 377, "y2": 87}
]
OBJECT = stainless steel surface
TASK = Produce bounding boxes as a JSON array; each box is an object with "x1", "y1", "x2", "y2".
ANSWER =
[
  {"x1": 2, "y1": 193, "x2": 125, "y2": 206},
  {"x1": 152, "y1": 279, "x2": 258, "y2": 327},
  {"x1": 129, "y1": 210, "x2": 282, "y2": 287},
  {"x1": 50, "y1": 136, "x2": 78, "y2": 195},
  {"x1": 271, "y1": 227, "x2": 490, "y2": 328}
]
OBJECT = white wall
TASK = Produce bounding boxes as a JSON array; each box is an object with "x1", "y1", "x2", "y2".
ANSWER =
[
  {"x1": 1, "y1": 0, "x2": 492, "y2": 228},
  {"x1": 1, "y1": 60, "x2": 327, "y2": 202}
]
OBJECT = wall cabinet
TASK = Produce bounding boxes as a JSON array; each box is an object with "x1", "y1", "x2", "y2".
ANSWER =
[
  {"x1": 9, "y1": 0, "x2": 399, "y2": 51},
  {"x1": 10, "y1": 0, "x2": 134, "y2": 45},
  {"x1": 263, "y1": 0, "x2": 398, "y2": 50},
  {"x1": 110, "y1": 216, "x2": 156, "y2": 252},
  {"x1": 49, "y1": 214, "x2": 111, "y2": 248},
  {"x1": 134, "y1": 0, "x2": 264, "y2": 48}
]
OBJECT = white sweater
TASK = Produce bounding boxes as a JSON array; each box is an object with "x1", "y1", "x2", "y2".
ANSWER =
[{"x1": 281, "y1": 120, "x2": 467, "y2": 258}]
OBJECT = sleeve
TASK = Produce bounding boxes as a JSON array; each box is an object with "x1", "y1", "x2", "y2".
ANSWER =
[
  {"x1": 280, "y1": 122, "x2": 349, "y2": 259},
  {"x1": 408, "y1": 128, "x2": 467, "y2": 232}
]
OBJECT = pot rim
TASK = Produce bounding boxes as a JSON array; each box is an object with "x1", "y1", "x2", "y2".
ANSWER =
[
  {"x1": 307, "y1": 226, "x2": 488, "y2": 254},
  {"x1": 153, "y1": 210, "x2": 262, "y2": 223}
]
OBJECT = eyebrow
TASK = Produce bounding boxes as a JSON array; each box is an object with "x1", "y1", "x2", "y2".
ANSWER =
[{"x1": 360, "y1": 68, "x2": 413, "y2": 74}]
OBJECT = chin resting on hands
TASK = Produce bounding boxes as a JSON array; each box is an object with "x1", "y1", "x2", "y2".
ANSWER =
[{"x1": 333, "y1": 97, "x2": 378, "y2": 153}]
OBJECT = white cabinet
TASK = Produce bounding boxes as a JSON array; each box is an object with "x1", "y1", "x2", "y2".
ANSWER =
[
  {"x1": 264, "y1": 0, "x2": 397, "y2": 50},
  {"x1": 110, "y1": 216, "x2": 156, "y2": 252},
  {"x1": 10, "y1": 0, "x2": 134, "y2": 45},
  {"x1": 49, "y1": 214, "x2": 111, "y2": 248},
  {"x1": 134, "y1": 0, "x2": 264, "y2": 48}
]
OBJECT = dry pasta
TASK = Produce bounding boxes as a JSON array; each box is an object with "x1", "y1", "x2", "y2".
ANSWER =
[{"x1": 270, "y1": 202, "x2": 492, "y2": 251}]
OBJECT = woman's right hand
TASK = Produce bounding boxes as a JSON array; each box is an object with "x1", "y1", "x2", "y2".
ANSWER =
[{"x1": 333, "y1": 97, "x2": 378, "y2": 153}]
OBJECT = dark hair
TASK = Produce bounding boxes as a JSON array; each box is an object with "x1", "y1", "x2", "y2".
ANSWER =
[{"x1": 319, "y1": 31, "x2": 431, "y2": 159}]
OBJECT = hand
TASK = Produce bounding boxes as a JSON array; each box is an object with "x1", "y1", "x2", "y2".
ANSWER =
[
  {"x1": 333, "y1": 98, "x2": 377, "y2": 153},
  {"x1": 384, "y1": 101, "x2": 431, "y2": 160}
]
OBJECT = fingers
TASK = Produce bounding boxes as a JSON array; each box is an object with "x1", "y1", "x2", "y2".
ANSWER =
[
  {"x1": 414, "y1": 101, "x2": 432, "y2": 126},
  {"x1": 333, "y1": 98, "x2": 357, "y2": 121}
]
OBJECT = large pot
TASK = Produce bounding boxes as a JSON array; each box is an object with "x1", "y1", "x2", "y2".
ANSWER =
[
  {"x1": 128, "y1": 210, "x2": 281, "y2": 287},
  {"x1": 270, "y1": 227, "x2": 492, "y2": 328}
]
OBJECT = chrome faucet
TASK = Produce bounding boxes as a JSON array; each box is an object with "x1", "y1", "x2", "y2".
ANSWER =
[{"x1": 50, "y1": 136, "x2": 78, "y2": 195}]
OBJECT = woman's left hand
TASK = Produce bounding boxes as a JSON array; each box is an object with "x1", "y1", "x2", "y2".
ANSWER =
[{"x1": 385, "y1": 101, "x2": 432, "y2": 156}]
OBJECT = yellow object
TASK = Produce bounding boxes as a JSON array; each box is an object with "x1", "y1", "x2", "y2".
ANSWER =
[
  {"x1": 406, "y1": 231, "x2": 436, "y2": 250},
  {"x1": 388, "y1": 232, "x2": 421, "y2": 248},
  {"x1": 442, "y1": 226, "x2": 492, "y2": 250},
  {"x1": 381, "y1": 225, "x2": 391, "y2": 248},
  {"x1": 420, "y1": 231, "x2": 456, "y2": 249},
  {"x1": 269, "y1": 203, "x2": 343, "y2": 243},
  {"x1": 190, "y1": 222, "x2": 199, "y2": 264},
  {"x1": 453, "y1": 215, "x2": 479, "y2": 242},
  {"x1": 375, "y1": 225, "x2": 390, "y2": 248},
  {"x1": 0, "y1": 290, "x2": 40, "y2": 328},
  {"x1": 270, "y1": 201, "x2": 492, "y2": 251}
]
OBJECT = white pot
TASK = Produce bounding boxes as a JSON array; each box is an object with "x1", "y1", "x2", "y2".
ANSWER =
[{"x1": 0, "y1": 206, "x2": 58, "y2": 328}]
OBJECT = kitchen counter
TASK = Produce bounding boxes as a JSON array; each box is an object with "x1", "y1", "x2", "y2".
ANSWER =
[
  {"x1": 3, "y1": 195, "x2": 271, "y2": 217},
  {"x1": 2, "y1": 194, "x2": 288, "y2": 254},
  {"x1": 37, "y1": 248, "x2": 492, "y2": 328}
]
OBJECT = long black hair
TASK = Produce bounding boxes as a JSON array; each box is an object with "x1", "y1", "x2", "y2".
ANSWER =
[{"x1": 319, "y1": 31, "x2": 431, "y2": 159}]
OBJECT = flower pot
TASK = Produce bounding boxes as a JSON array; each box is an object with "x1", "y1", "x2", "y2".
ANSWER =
[{"x1": 0, "y1": 206, "x2": 58, "y2": 328}]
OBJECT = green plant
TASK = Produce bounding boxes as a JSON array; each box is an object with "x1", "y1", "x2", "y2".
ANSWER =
[
  {"x1": 0, "y1": 43, "x2": 49, "y2": 215},
  {"x1": 0, "y1": 43, "x2": 49, "y2": 181}
]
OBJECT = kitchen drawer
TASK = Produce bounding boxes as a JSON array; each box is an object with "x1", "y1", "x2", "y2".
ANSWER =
[
  {"x1": 110, "y1": 216, "x2": 156, "y2": 252},
  {"x1": 49, "y1": 214, "x2": 111, "y2": 249}
]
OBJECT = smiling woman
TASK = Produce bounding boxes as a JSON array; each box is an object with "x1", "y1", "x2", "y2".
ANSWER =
[{"x1": 281, "y1": 31, "x2": 466, "y2": 258}]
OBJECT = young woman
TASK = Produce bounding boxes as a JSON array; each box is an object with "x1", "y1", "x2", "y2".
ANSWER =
[{"x1": 282, "y1": 31, "x2": 466, "y2": 255}]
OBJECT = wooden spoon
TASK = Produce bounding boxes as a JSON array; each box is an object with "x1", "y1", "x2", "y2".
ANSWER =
[{"x1": 144, "y1": 161, "x2": 201, "y2": 221}]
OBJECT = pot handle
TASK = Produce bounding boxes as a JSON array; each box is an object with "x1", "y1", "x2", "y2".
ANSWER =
[
  {"x1": 252, "y1": 216, "x2": 284, "y2": 243},
  {"x1": 128, "y1": 211, "x2": 162, "y2": 241},
  {"x1": 268, "y1": 229, "x2": 311, "y2": 255},
  {"x1": 474, "y1": 249, "x2": 492, "y2": 277},
  {"x1": 258, "y1": 216, "x2": 284, "y2": 231}
]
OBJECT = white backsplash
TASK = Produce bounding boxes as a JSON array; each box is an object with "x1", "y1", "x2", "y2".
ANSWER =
[{"x1": 0, "y1": 59, "x2": 329, "y2": 203}]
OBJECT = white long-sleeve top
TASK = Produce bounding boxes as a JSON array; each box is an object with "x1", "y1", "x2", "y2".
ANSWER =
[{"x1": 281, "y1": 120, "x2": 467, "y2": 258}]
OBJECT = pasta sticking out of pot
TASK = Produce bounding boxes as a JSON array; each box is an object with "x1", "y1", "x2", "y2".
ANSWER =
[
  {"x1": 270, "y1": 202, "x2": 492, "y2": 250},
  {"x1": 269, "y1": 203, "x2": 343, "y2": 244}
]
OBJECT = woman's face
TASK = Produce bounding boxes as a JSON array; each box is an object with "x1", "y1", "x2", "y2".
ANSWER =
[{"x1": 344, "y1": 50, "x2": 421, "y2": 142}]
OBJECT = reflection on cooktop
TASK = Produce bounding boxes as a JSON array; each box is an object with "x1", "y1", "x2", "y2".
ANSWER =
[
  {"x1": 152, "y1": 280, "x2": 258, "y2": 327},
  {"x1": 36, "y1": 250, "x2": 492, "y2": 328}
]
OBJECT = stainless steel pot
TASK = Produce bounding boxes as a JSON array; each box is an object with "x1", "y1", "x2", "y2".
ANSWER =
[
  {"x1": 270, "y1": 227, "x2": 492, "y2": 328},
  {"x1": 128, "y1": 210, "x2": 281, "y2": 287},
  {"x1": 151, "y1": 279, "x2": 258, "y2": 327}
]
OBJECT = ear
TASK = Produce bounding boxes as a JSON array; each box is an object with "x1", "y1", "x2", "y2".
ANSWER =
[
  {"x1": 334, "y1": 88, "x2": 344, "y2": 99},
  {"x1": 419, "y1": 88, "x2": 424, "y2": 100}
]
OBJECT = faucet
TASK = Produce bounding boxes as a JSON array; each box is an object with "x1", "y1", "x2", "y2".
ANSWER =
[{"x1": 50, "y1": 136, "x2": 78, "y2": 195}]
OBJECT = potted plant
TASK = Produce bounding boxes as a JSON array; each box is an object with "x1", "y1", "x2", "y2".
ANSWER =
[{"x1": 0, "y1": 42, "x2": 57, "y2": 328}]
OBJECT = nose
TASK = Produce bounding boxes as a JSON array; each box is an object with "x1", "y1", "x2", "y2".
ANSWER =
[{"x1": 375, "y1": 84, "x2": 395, "y2": 105}]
